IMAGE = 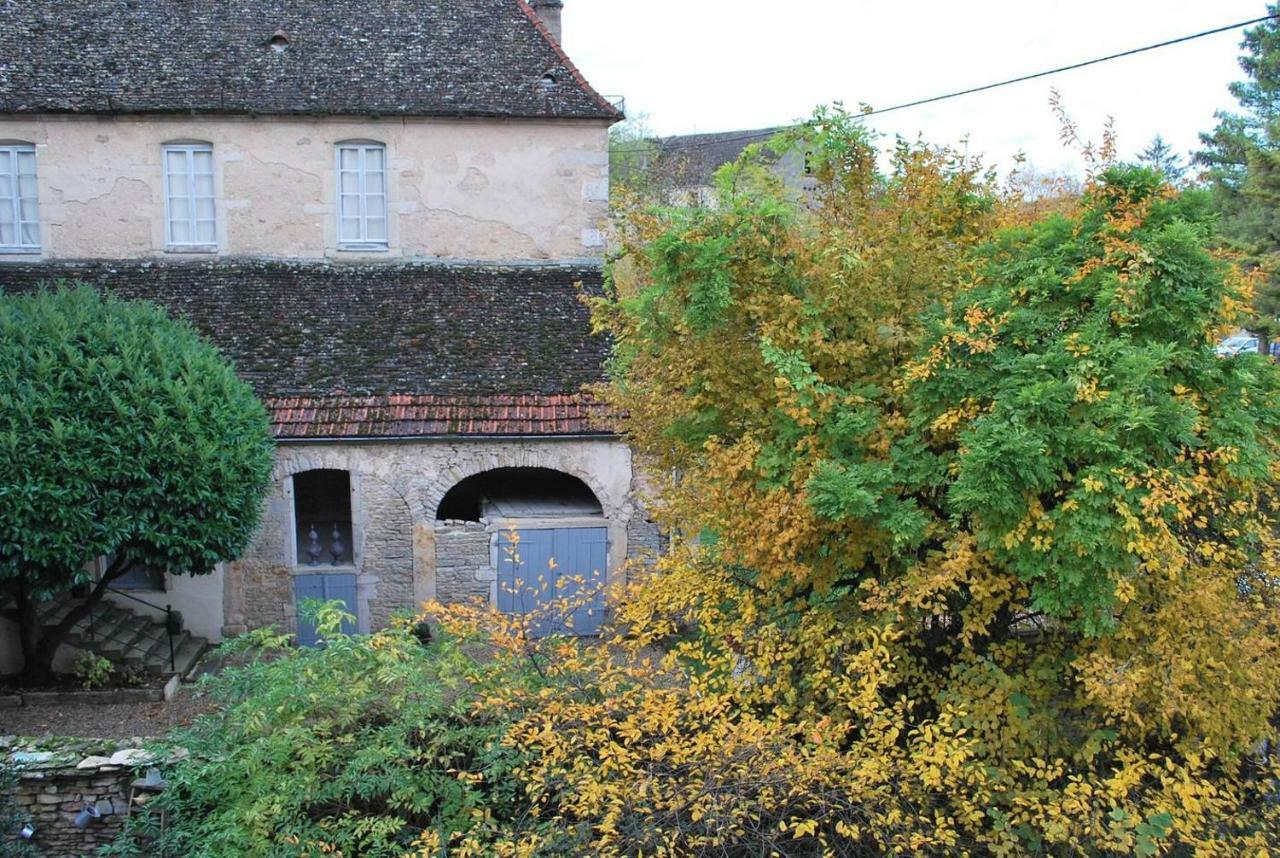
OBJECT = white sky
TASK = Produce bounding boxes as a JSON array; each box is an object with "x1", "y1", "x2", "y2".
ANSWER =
[{"x1": 562, "y1": 0, "x2": 1267, "y2": 177}]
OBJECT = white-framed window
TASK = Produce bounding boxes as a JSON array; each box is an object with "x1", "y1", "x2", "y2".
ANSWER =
[
  {"x1": 0, "y1": 143, "x2": 40, "y2": 253},
  {"x1": 163, "y1": 143, "x2": 217, "y2": 250},
  {"x1": 336, "y1": 141, "x2": 388, "y2": 248}
]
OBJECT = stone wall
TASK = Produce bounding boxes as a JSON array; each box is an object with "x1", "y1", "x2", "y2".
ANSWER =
[
  {"x1": 223, "y1": 437, "x2": 646, "y2": 639},
  {"x1": 435, "y1": 521, "x2": 495, "y2": 605},
  {"x1": 4, "y1": 740, "x2": 159, "y2": 857},
  {"x1": 0, "y1": 114, "x2": 609, "y2": 263}
]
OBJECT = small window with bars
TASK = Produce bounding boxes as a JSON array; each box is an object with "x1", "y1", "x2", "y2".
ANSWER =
[
  {"x1": 336, "y1": 141, "x2": 388, "y2": 248},
  {"x1": 0, "y1": 143, "x2": 40, "y2": 253},
  {"x1": 163, "y1": 143, "x2": 217, "y2": 250}
]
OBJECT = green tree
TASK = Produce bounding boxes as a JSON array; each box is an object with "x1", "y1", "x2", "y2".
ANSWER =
[
  {"x1": 1196, "y1": 7, "x2": 1280, "y2": 351},
  {"x1": 1137, "y1": 134, "x2": 1186, "y2": 184},
  {"x1": 0, "y1": 286, "x2": 274, "y2": 685}
]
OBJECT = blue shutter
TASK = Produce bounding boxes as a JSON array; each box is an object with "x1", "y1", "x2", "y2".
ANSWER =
[
  {"x1": 322, "y1": 575, "x2": 359, "y2": 637},
  {"x1": 294, "y1": 573, "x2": 358, "y2": 647},
  {"x1": 497, "y1": 527, "x2": 607, "y2": 638},
  {"x1": 293, "y1": 574, "x2": 326, "y2": 648}
]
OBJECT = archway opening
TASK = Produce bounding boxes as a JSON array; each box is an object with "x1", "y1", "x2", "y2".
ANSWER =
[
  {"x1": 294, "y1": 469, "x2": 354, "y2": 566},
  {"x1": 435, "y1": 467, "x2": 602, "y2": 522}
]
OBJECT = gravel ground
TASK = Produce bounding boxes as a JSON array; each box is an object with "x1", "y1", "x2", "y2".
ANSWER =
[{"x1": 0, "y1": 686, "x2": 216, "y2": 740}]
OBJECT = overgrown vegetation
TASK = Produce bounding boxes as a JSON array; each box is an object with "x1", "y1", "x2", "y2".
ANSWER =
[
  {"x1": 0, "y1": 285, "x2": 274, "y2": 685},
  {"x1": 127, "y1": 108, "x2": 1280, "y2": 856},
  {"x1": 107, "y1": 606, "x2": 531, "y2": 857}
]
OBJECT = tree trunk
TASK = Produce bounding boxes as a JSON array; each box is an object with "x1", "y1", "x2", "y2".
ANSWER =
[
  {"x1": 14, "y1": 584, "x2": 51, "y2": 686},
  {"x1": 17, "y1": 556, "x2": 137, "y2": 686}
]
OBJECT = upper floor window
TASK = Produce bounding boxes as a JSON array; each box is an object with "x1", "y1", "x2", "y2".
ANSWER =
[
  {"x1": 163, "y1": 143, "x2": 216, "y2": 250},
  {"x1": 0, "y1": 144, "x2": 39, "y2": 253},
  {"x1": 336, "y1": 141, "x2": 387, "y2": 248}
]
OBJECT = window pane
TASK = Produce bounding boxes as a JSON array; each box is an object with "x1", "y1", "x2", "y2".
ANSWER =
[
  {"x1": 364, "y1": 147, "x2": 384, "y2": 171},
  {"x1": 365, "y1": 170, "x2": 385, "y2": 195},
  {"x1": 165, "y1": 150, "x2": 187, "y2": 174},
  {"x1": 365, "y1": 216, "x2": 386, "y2": 241},
  {"x1": 339, "y1": 148, "x2": 359, "y2": 170},
  {"x1": 0, "y1": 208, "x2": 13, "y2": 245},
  {"x1": 365, "y1": 193, "x2": 386, "y2": 220},
  {"x1": 339, "y1": 170, "x2": 360, "y2": 194},
  {"x1": 196, "y1": 196, "x2": 215, "y2": 221},
  {"x1": 170, "y1": 169, "x2": 190, "y2": 196},
  {"x1": 339, "y1": 217, "x2": 361, "y2": 242},
  {"x1": 0, "y1": 173, "x2": 12, "y2": 200},
  {"x1": 195, "y1": 172, "x2": 215, "y2": 197},
  {"x1": 195, "y1": 220, "x2": 216, "y2": 244},
  {"x1": 19, "y1": 174, "x2": 38, "y2": 200},
  {"x1": 16, "y1": 151, "x2": 36, "y2": 177},
  {"x1": 171, "y1": 218, "x2": 190, "y2": 244},
  {"x1": 170, "y1": 196, "x2": 190, "y2": 221},
  {"x1": 0, "y1": 150, "x2": 11, "y2": 175},
  {"x1": 192, "y1": 150, "x2": 213, "y2": 173},
  {"x1": 19, "y1": 222, "x2": 38, "y2": 246},
  {"x1": 18, "y1": 194, "x2": 38, "y2": 222}
]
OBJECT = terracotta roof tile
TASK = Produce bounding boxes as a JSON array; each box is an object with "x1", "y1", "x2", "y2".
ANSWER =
[{"x1": 266, "y1": 393, "x2": 609, "y2": 438}]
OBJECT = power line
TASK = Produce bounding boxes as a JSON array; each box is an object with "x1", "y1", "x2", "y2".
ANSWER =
[{"x1": 618, "y1": 12, "x2": 1278, "y2": 155}]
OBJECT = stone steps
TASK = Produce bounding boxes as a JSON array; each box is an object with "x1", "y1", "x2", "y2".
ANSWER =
[{"x1": 38, "y1": 597, "x2": 208, "y2": 678}]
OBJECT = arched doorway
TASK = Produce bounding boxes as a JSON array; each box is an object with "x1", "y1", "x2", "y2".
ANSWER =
[
  {"x1": 435, "y1": 468, "x2": 607, "y2": 636},
  {"x1": 290, "y1": 468, "x2": 357, "y2": 646}
]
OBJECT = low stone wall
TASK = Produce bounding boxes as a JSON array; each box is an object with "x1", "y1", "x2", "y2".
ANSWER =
[{"x1": 4, "y1": 738, "x2": 161, "y2": 857}]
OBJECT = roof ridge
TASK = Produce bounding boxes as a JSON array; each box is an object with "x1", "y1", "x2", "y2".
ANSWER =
[{"x1": 514, "y1": 0, "x2": 623, "y2": 122}]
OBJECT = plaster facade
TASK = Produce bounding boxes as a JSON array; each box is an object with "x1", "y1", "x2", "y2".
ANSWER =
[
  {"x1": 0, "y1": 115, "x2": 610, "y2": 263},
  {"x1": 222, "y1": 437, "x2": 657, "y2": 639}
]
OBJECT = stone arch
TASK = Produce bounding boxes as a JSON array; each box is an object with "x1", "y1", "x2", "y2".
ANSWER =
[
  {"x1": 422, "y1": 449, "x2": 623, "y2": 525},
  {"x1": 436, "y1": 467, "x2": 603, "y2": 521},
  {"x1": 274, "y1": 447, "x2": 416, "y2": 511}
]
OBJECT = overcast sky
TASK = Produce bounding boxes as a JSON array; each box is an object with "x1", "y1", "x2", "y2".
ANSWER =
[{"x1": 562, "y1": 0, "x2": 1267, "y2": 177}]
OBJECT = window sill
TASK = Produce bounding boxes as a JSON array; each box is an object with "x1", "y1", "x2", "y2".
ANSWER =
[
  {"x1": 165, "y1": 246, "x2": 219, "y2": 255},
  {"x1": 0, "y1": 247, "x2": 41, "y2": 255},
  {"x1": 336, "y1": 244, "x2": 390, "y2": 253}
]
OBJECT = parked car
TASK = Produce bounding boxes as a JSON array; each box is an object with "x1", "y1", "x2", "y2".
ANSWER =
[{"x1": 1216, "y1": 335, "x2": 1259, "y2": 356}]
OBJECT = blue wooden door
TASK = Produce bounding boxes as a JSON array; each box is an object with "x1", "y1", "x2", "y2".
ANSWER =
[
  {"x1": 294, "y1": 573, "x2": 358, "y2": 647},
  {"x1": 496, "y1": 527, "x2": 607, "y2": 637}
]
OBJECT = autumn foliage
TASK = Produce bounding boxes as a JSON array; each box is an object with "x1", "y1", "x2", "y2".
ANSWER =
[{"x1": 420, "y1": 111, "x2": 1280, "y2": 856}]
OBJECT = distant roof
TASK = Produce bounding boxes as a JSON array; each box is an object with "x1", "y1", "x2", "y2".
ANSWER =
[
  {"x1": 0, "y1": 0, "x2": 621, "y2": 121},
  {"x1": 0, "y1": 260, "x2": 613, "y2": 438},
  {"x1": 654, "y1": 127, "x2": 788, "y2": 187}
]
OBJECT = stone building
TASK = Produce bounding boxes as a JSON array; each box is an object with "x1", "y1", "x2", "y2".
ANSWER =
[{"x1": 0, "y1": 0, "x2": 655, "y2": 664}]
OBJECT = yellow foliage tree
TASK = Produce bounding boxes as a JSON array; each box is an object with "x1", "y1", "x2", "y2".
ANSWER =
[{"x1": 422, "y1": 109, "x2": 1280, "y2": 856}]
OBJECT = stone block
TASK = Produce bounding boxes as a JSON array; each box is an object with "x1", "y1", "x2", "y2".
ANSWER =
[{"x1": 76, "y1": 756, "x2": 113, "y2": 770}]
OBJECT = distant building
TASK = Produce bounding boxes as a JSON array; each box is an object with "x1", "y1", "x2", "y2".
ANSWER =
[{"x1": 638, "y1": 127, "x2": 813, "y2": 205}]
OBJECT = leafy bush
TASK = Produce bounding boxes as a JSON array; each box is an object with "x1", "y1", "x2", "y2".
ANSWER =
[
  {"x1": 71, "y1": 651, "x2": 112, "y2": 690},
  {"x1": 106, "y1": 607, "x2": 533, "y2": 857}
]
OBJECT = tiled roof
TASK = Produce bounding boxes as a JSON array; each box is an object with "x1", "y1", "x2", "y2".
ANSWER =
[
  {"x1": 268, "y1": 393, "x2": 609, "y2": 438},
  {"x1": 0, "y1": 0, "x2": 621, "y2": 122},
  {"x1": 0, "y1": 259, "x2": 613, "y2": 438}
]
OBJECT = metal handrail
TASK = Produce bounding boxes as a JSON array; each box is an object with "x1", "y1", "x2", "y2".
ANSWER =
[{"x1": 84, "y1": 587, "x2": 179, "y2": 674}]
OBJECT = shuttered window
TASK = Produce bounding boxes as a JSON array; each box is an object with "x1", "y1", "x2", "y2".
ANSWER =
[
  {"x1": 163, "y1": 143, "x2": 217, "y2": 249},
  {"x1": 0, "y1": 144, "x2": 40, "y2": 252},
  {"x1": 336, "y1": 142, "x2": 388, "y2": 247}
]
